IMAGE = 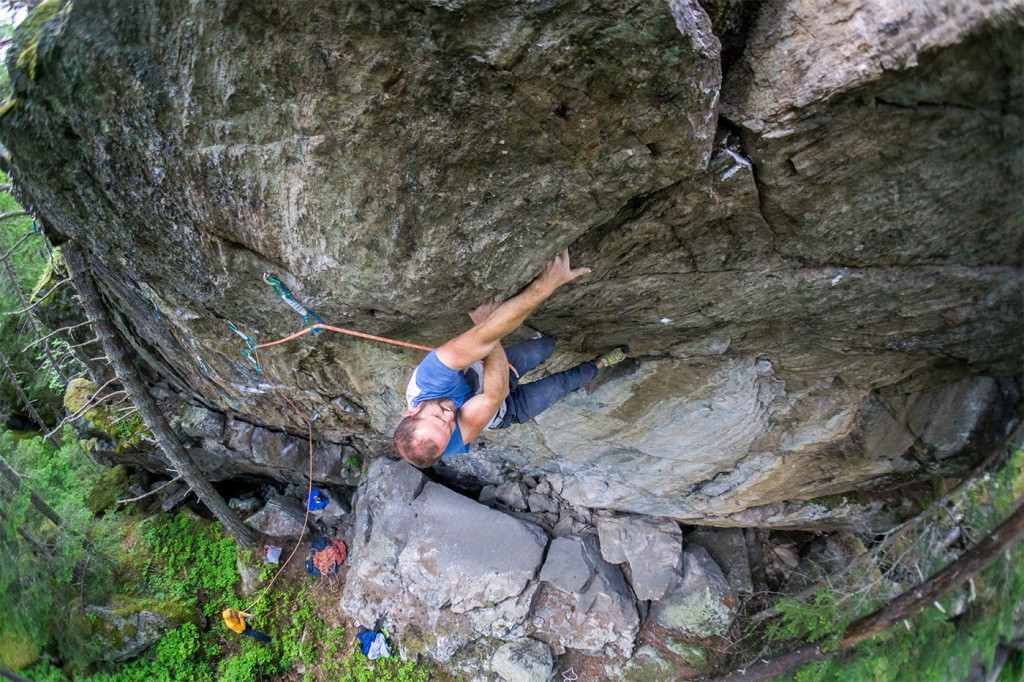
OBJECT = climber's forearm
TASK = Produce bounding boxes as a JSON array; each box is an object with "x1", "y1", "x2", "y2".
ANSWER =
[
  {"x1": 480, "y1": 341, "x2": 509, "y2": 401},
  {"x1": 436, "y1": 249, "x2": 589, "y2": 370},
  {"x1": 436, "y1": 281, "x2": 551, "y2": 370}
]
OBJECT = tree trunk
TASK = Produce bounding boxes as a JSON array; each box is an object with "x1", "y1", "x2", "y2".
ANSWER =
[
  {"x1": 0, "y1": 664, "x2": 34, "y2": 682},
  {"x1": 63, "y1": 243, "x2": 257, "y2": 550},
  {"x1": 0, "y1": 452, "x2": 62, "y2": 527},
  {"x1": 0, "y1": 505, "x2": 48, "y2": 554},
  {"x1": 711, "y1": 503, "x2": 1024, "y2": 682},
  {"x1": 0, "y1": 344, "x2": 46, "y2": 432}
]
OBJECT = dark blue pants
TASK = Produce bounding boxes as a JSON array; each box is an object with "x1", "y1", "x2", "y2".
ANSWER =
[
  {"x1": 499, "y1": 337, "x2": 598, "y2": 428},
  {"x1": 242, "y1": 625, "x2": 272, "y2": 643}
]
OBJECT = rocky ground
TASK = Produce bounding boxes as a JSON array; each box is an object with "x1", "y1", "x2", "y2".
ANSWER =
[{"x1": 123, "y1": 444, "x2": 893, "y2": 682}]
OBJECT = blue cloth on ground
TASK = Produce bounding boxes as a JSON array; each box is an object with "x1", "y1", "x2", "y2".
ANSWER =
[
  {"x1": 356, "y1": 630, "x2": 392, "y2": 660},
  {"x1": 308, "y1": 489, "x2": 329, "y2": 511}
]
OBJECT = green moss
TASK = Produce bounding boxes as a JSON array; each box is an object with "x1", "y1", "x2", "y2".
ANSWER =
[
  {"x1": 14, "y1": 0, "x2": 70, "y2": 81},
  {"x1": 629, "y1": 660, "x2": 672, "y2": 682},
  {"x1": 63, "y1": 376, "x2": 96, "y2": 414},
  {"x1": 0, "y1": 631, "x2": 41, "y2": 670},
  {"x1": 85, "y1": 464, "x2": 128, "y2": 513},
  {"x1": 0, "y1": 98, "x2": 23, "y2": 118},
  {"x1": 29, "y1": 248, "x2": 64, "y2": 304},
  {"x1": 666, "y1": 639, "x2": 710, "y2": 671},
  {"x1": 64, "y1": 378, "x2": 150, "y2": 451}
]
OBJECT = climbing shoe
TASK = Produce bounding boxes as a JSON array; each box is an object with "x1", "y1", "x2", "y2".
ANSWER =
[{"x1": 597, "y1": 345, "x2": 629, "y2": 368}]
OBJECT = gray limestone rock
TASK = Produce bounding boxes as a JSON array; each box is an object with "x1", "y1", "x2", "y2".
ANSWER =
[
  {"x1": 491, "y1": 639, "x2": 554, "y2": 682},
  {"x1": 685, "y1": 528, "x2": 754, "y2": 596},
  {"x1": 341, "y1": 459, "x2": 548, "y2": 662},
  {"x1": 528, "y1": 492, "x2": 559, "y2": 514},
  {"x1": 530, "y1": 535, "x2": 639, "y2": 655},
  {"x1": 479, "y1": 485, "x2": 498, "y2": 507},
  {"x1": 228, "y1": 494, "x2": 262, "y2": 513},
  {"x1": 597, "y1": 514, "x2": 683, "y2": 600},
  {"x1": 652, "y1": 547, "x2": 737, "y2": 637},
  {"x1": 251, "y1": 428, "x2": 306, "y2": 474},
  {"x1": 244, "y1": 495, "x2": 307, "y2": 538},
  {"x1": 497, "y1": 482, "x2": 529, "y2": 511},
  {"x1": 1, "y1": 0, "x2": 1019, "y2": 537},
  {"x1": 539, "y1": 536, "x2": 591, "y2": 594},
  {"x1": 173, "y1": 404, "x2": 226, "y2": 440}
]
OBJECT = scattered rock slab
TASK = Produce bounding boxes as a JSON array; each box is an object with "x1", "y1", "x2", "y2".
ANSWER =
[
  {"x1": 597, "y1": 514, "x2": 683, "y2": 600},
  {"x1": 651, "y1": 546, "x2": 736, "y2": 637},
  {"x1": 685, "y1": 527, "x2": 754, "y2": 595},
  {"x1": 530, "y1": 535, "x2": 638, "y2": 656},
  {"x1": 491, "y1": 638, "x2": 553, "y2": 682},
  {"x1": 496, "y1": 482, "x2": 529, "y2": 511},
  {"x1": 244, "y1": 495, "x2": 306, "y2": 538}
]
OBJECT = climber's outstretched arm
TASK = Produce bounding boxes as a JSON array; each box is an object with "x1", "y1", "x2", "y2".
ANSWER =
[{"x1": 435, "y1": 249, "x2": 590, "y2": 371}]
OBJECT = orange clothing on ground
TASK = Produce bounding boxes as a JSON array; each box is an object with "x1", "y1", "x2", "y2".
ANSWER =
[{"x1": 222, "y1": 609, "x2": 251, "y2": 633}]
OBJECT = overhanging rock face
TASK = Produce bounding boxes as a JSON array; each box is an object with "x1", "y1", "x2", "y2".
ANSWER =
[{"x1": 1, "y1": 0, "x2": 1021, "y2": 526}]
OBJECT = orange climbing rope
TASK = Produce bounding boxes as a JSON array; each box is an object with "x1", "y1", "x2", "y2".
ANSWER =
[
  {"x1": 254, "y1": 322, "x2": 433, "y2": 352},
  {"x1": 254, "y1": 322, "x2": 518, "y2": 376}
]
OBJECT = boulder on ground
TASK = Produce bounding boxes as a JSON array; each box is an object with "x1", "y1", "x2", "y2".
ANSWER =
[
  {"x1": 341, "y1": 459, "x2": 548, "y2": 662},
  {"x1": 244, "y1": 495, "x2": 306, "y2": 538},
  {"x1": 651, "y1": 547, "x2": 736, "y2": 637},
  {"x1": 530, "y1": 535, "x2": 639, "y2": 655},
  {"x1": 85, "y1": 599, "x2": 201, "y2": 662},
  {"x1": 597, "y1": 514, "x2": 683, "y2": 600},
  {"x1": 491, "y1": 638, "x2": 553, "y2": 682}
]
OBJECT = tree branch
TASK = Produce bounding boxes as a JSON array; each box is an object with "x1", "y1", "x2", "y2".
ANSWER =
[
  {"x1": 0, "y1": 278, "x2": 69, "y2": 315},
  {"x1": 749, "y1": 448, "x2": 1009, "y2": 625},
  {"x1": 0, "y1": 454, "x2": 63, "y2": 528},
  {"x1": 116, "y1": 475, "x2": 183, "y2": 506},
  {"x1": 710, "y1": 503, "x2": 1024, "y2": 682}
]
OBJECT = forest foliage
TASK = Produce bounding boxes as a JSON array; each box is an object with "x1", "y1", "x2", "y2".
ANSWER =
[{"x1": 0, "y1": 175, "x2": 430, "y2": 679}]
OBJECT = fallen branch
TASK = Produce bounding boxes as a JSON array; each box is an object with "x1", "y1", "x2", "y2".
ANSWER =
[
  {"x1": 64, "y1": 243, "x2": 257, "y2": 550},
  {"x1": 0, "y1": 664, "x2": 34, "y2": 682},
  {"x1": 0, "y1": 454, "x2": 63, "y2": 528},
  {"x1": 711, "y1": 503, "x2": 1024, "y2": 682},
  {"x1": 21, "y1": 320, "x2": 91, "y2": 352},
  {"x1": 0, "y1": 278, "x2": 69, "y2": 315},
  {"x1": 42, "y1": 378, "x2": 124, "y2": 440},
  {"x1": 116, "y1": 475, "x2": 183, "y2": 505},
  {"x1": 0, "y1": 231, "x2": 33, "y2": 261},
  {"x1": 750, "y1": 448, "x2": 1009, "y2": 625}
]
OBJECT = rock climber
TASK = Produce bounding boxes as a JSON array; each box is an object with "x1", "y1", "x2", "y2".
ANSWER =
[
  {"x1": 221, "y1": 608, "x2": 272, "y2": 643},
  {"x1": 394, "y1": 248, "x2": 628, "y2": 469}
]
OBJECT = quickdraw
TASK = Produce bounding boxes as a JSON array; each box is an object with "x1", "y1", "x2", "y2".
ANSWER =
[
  {"x1": 227, "y1": 321, "x2": 263, "y2": 372},
  {"x1": 263, "y1": 273, "x2": 325, "y2": 332}
]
